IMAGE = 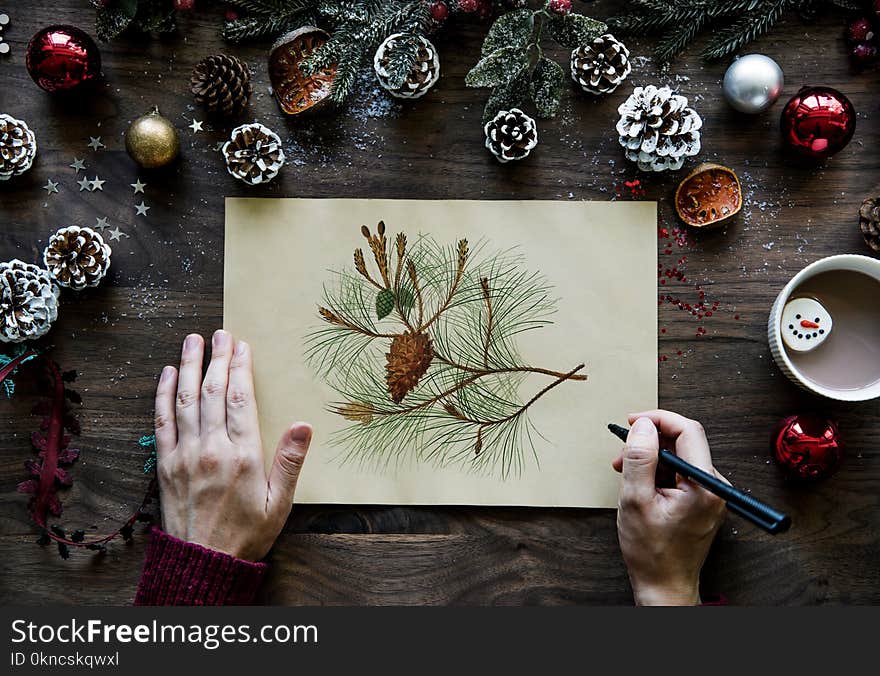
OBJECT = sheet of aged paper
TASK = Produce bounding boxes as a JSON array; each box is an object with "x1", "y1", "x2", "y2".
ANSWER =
[{"x1": 224, "y1": 198, "x2": 657, "y2": 508}]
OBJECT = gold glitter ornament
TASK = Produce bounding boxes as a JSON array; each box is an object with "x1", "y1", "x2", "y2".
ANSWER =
[{"x1": 124, "y1": 107, "x2": 180, "y2": 169}]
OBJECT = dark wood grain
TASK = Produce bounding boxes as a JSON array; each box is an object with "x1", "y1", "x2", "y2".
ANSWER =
[{"x1": 2, "y1": 1, "x2": 879, "y2": 605}]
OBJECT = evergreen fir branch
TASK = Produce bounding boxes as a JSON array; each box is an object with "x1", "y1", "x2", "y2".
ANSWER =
[
  {"x1": 700, "y1": 0, "x2": 787, "y2": 60},
  {"x1": 653, "y1": 16, "x2": 707, "y2": 63}
]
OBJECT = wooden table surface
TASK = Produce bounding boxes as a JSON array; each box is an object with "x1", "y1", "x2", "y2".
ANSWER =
[{"x1": 1, "y1": 1, "x2": 878, "y2": 605}]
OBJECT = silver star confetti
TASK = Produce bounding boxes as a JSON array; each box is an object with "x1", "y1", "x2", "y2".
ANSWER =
[
  {"x1": 89, "y1": 176, "x2": 105, "y2": 191},
  {"x1": 69, "y1": 158, "x2": 85, "y2": 173},
  {"x1": 77, "y1": 177, "x2": 92, "y2": 191},
  {"x1": 131, "y1": 179, "x2": 146, "y2": 194},
  {"x1": 95, "y1": 217, "x2": 110, "y2": 231},
  {"x1": 189, "y1": 119, "x2": 204, "y2": 133},
  {"x1": 88, "y1": 136, "x2": 105, "y2": 151},
  {"x1": 42, "y1": 179, "x2": 59, "y2": 195},
  {"x1": 135, "y1": 201, "x2": 150, "y2": 216},
  {"x1": 108, "y1": 227, "x2": 128, "y2": 242}
]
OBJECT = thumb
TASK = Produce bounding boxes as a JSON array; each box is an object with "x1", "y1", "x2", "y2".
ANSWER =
[
  {"x1": 268, "y1": 422, "x2": 313, "y2": 517},
  {"x1": 621, "y1": 417, "x2": 659, "y2": 505}
]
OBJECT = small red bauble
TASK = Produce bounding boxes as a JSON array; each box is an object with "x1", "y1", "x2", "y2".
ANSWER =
[
  {"x1": 780, "y1": 86, "x2": 856, "y2": 159},
  {"x1": 847, "y1": 17, "x2": 874, "y2": 44},
  {"x1": 26, "y1": 25, "x2": 101, "y2": 93},
  {"x1": 772, "y1": 414, "x2": 844, "y2": 481},
  {"x1": 458, "y1": 0, "x2": 478, "y2": 12},
  {"x1": 173, "y1": 0, "x2": 195, "y2": 10},
  {"x1": 549, "y1": 0, "x2": 573, "y2": 15},
  {"x1": 430, "y1": 1, "x2": 449, "y2": 22}
]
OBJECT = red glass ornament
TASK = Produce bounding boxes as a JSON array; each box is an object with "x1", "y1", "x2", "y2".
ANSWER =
[
  {"x1": 780, "y1": 86, "x2": 856, "y2": 159},
  {"x1": 772, "y1": 414, "x2": 844, "y2": 481},
  {"x1": 26, "y1": 25, "x2": 101, "y2": 93},
  {"x1": 430, "y1": 1, "x2": 449, "y2": 22}
]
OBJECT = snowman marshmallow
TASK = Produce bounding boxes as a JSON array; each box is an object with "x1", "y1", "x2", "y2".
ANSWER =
[{"x1": 782, "y1": 297, "x2": 832, "y2": 352}]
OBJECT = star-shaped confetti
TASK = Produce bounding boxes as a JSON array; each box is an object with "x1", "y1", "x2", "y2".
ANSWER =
[
  {"x1": 77, "y1": 177, "x2": 92, "y2": 191},
  {"x1": 189, "y1": 119, "x2": 204, "y2": 133},
  {"x1": 89, "y1": 176, "x2": 105, "y2": 191},
  {"x1": 107, "y1": 227, "x2": 128, "y2": 242},
  {"x1": 88, "y1": 136, "x2": 105, "y2": 151},
  {"x1": 131, "y1": 179, "x2": 146, "y2": 194},
  {"x1": 135, "y1": 201, "x2": 150, "y2": 216},
  {"x1": 42, "y1": 179, "x2": 59, "y2": 195},
  {"x1": 95, "y1": 217, "x2": 110, "y2": 231},
  {"x1": 69, "y1": 158, "x2": 85, "y2": 173}
]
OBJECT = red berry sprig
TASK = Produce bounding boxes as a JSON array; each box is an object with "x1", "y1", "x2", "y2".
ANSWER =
[
  {"x1": 549, "y1": 0, "x2": 572, "y2": 15},
  {"x1": 846, "y1": 13, "x2": 879, "y2": 69}
]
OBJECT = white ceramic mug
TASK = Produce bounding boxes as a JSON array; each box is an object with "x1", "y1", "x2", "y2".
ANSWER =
[{"x1": 768, "y1": 254, "x2": 880, "y2": 401}]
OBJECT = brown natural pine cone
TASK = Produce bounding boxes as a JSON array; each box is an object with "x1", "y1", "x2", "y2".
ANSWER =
[
  {"x1": 0, "y1": 259, "x2": 60, "y2": 343},
  {"x1": 386, "y1": 331, "x2": 434, "y2": 403},
  {"x1": 221, "y1": 122, "x2": 286, "y2": 185},
  {"x1": 571, "y1": 33, "x2": 632, "y2": 96},
  {"x1": 0, "y1": 113, "x2": 37, "y2": 181},
  {"x1": 484, "y1": 108, "x2": 538, "y2": 163},
  {"x1": 859, "y1": 196, "x2": 880, "y2": 252},
  {"x1": 373, "y1": 33, "x2": 440, "y2": 100},
  {"x1": 43, "y1": 226, "x2": 112, "y2": 290},
  {"x1": 191, "y1": 54, "x2": 253, "y2": 118}
]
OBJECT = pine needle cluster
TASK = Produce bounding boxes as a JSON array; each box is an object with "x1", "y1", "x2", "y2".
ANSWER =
[{"x1": 607, "y1": 0, "x2": 861, "y2": 63}]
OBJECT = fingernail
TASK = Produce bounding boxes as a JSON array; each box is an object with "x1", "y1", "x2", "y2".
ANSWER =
[
  {"x1": 289, "y1": 423, "x2": 312, "y2": 445},
  {"x1": 183, "y1": 334, "x2": 200, "y2": 354},
  {"x1": 160, "y1": 365, "x2": 173, "y2": 383},
  {"x1": 234, "y1": 340, "x2": 247, "y2": 357},
  {"x1": 213, "y1": 329, "x2": 230, "y2": 349},
  {"x1": 631, "y1": 417, "x2": 655, "y2": 434}
]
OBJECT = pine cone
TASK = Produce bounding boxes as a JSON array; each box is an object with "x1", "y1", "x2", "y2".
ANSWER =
[
  {"x1": 859, "y1": 196, "x2": 880, "y2": 252},
  {"x1": 191, "y1": 54, "x2": 252, "y2": 118},
  {"x1": 616, "y1": 85, "x2": 702, "y2": 172},
  {"x1": 484, "y1": 108, "x2": 538, "y2": 163},
  {"x1": 0, "y1": 259, "x2": 60, "y2": 343},
  {"x1": 374, "y1": 33, "x2": 440, "y2": 100},
  {"x1": 221, "y1": 122, "x2": 286, "y2": 186},
  {"x1": 0, "y1": 114, "x2": 37, "y2": 181},
  {"x1": 571, "y1": 33, "x2": 631, "y2": 95},
  {"x1": 386, "y1": 331, "x2": 434, "y2": 403},
  {"x1": 43, "y1": 226, "x2": 112, "y2": 290}
]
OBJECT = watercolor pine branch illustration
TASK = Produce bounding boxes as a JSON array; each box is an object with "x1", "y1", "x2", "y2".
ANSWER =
[{"x1": 306, "y1": 221, "x2": 587, "y2": 477}]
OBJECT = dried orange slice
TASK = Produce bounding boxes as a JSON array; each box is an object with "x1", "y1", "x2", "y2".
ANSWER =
[
  {"x1": 674, "y1": 163, "x2": 742, "y2": 228},
  {"x1": 268, "y1": 27, "x2": 337, "y2": 115}
]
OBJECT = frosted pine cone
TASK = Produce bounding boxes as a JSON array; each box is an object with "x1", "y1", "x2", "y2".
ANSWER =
[
  {"x1": 221, "y1": 122, "x2": 285, "y2": 185},
  {"x1": 0, "y1": 259, "x2": 60, "y2": 343},
  {"x1": 386, "y1": 331, "x2": 434, "y2": 403},
  {"x1": 191, "y1": 54, "x2": 253, "y2": 118},
  {"x1": 43, "y1": 226, "x2": 112, "y2": 290},
  {"x1": 374, "y1": 33, "x2": 440, "y2": 99},
  {"x1": 859, "y1": 196, "x2": 880, "y2": 252},
  {"x1": 571, "y1": 34, "x2": 631, "y2": 95},
  {"x1": 0, "y1": 114, "x2": 37, "y2": 181},
  {"x1": 484, "y1": 108, "x2": 538, "y2": 163},
  {"x1": 616, "y1": 85, "x2": 702, "y2": 172}
]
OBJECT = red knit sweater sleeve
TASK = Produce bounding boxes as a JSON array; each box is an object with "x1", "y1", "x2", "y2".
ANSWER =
[{"x1": 134, "y1": 527, "x2": 267, "y2": 606}]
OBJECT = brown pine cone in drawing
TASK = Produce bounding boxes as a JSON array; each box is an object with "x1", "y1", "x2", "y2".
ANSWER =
[
  {"x1": 859, "y1": 195, "x2": 880, "y2": 252},
  {"x1": 0, "y1": 114, "x2": 37, "y2": 181},
  {"x1": 0, "y1": 259, "x2": 60, "y2": 343},
  {"x1": 386, "y1": 331, "x2": 434, "y2": 403},
  {"x1": 221, "y1": 122, "x2": 286, "y2": 185},
  {"x1": 191, "y1": 54, "x2": 253, "y2": 118},
  {"x1": 570, "y1": 33, "x2": 631, "y2": 96},
  {"x1": 43, "y1": 225, "x2": 112, "y2": 290}
]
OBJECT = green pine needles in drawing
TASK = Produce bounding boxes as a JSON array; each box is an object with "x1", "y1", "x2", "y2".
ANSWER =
[{"x1": 306, "y1": 221, "x2": 587, "y2": 477}]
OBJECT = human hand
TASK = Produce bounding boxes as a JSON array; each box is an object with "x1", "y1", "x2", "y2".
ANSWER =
[
  {"x1": 154, "y1": 330, "x2": 313, "y2": 561},
  {"x1": 611, "y1": 410, "x2": 727, "y2": 606}
]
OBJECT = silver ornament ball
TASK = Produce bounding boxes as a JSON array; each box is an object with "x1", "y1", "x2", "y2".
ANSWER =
[{"x1": 722, "y1": 54, "x2": 784, "y2": 114}]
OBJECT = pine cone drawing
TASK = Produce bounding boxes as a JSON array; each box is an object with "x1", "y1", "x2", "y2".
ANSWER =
[
  {"x1": 0, "y1": 259, "x2": 60, "y2": 343},
  {"x1": 374, "y1": 33, "x2": 440, "y2": 99},
  {"x1": 43, "y1": 226, "x2": 112, "y2": 290},
  {"x1": 571, "y1": 33, "x2": 632, "y2": 95},
  {"x1": 386, "y1": 331, "x2": 434, "y2": 403},
  {"x1": 191, "y1": 53, "x2": 253, "y2": 118},
  {"x1": 616, "y1": 85, "x2": 702, "y2": 172},
  {"x1": 859, "y1": 195, "x2": 880, "y2": 252},
  {"x1": 221, "y1": 122, "x2": 285, "y2": 185},
  {"x1": 0, "y1": 113, "x2": 37, "y2": 181},
  {"x1": 484, "y1": 108, "x2": 538, "y2": 163}
]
